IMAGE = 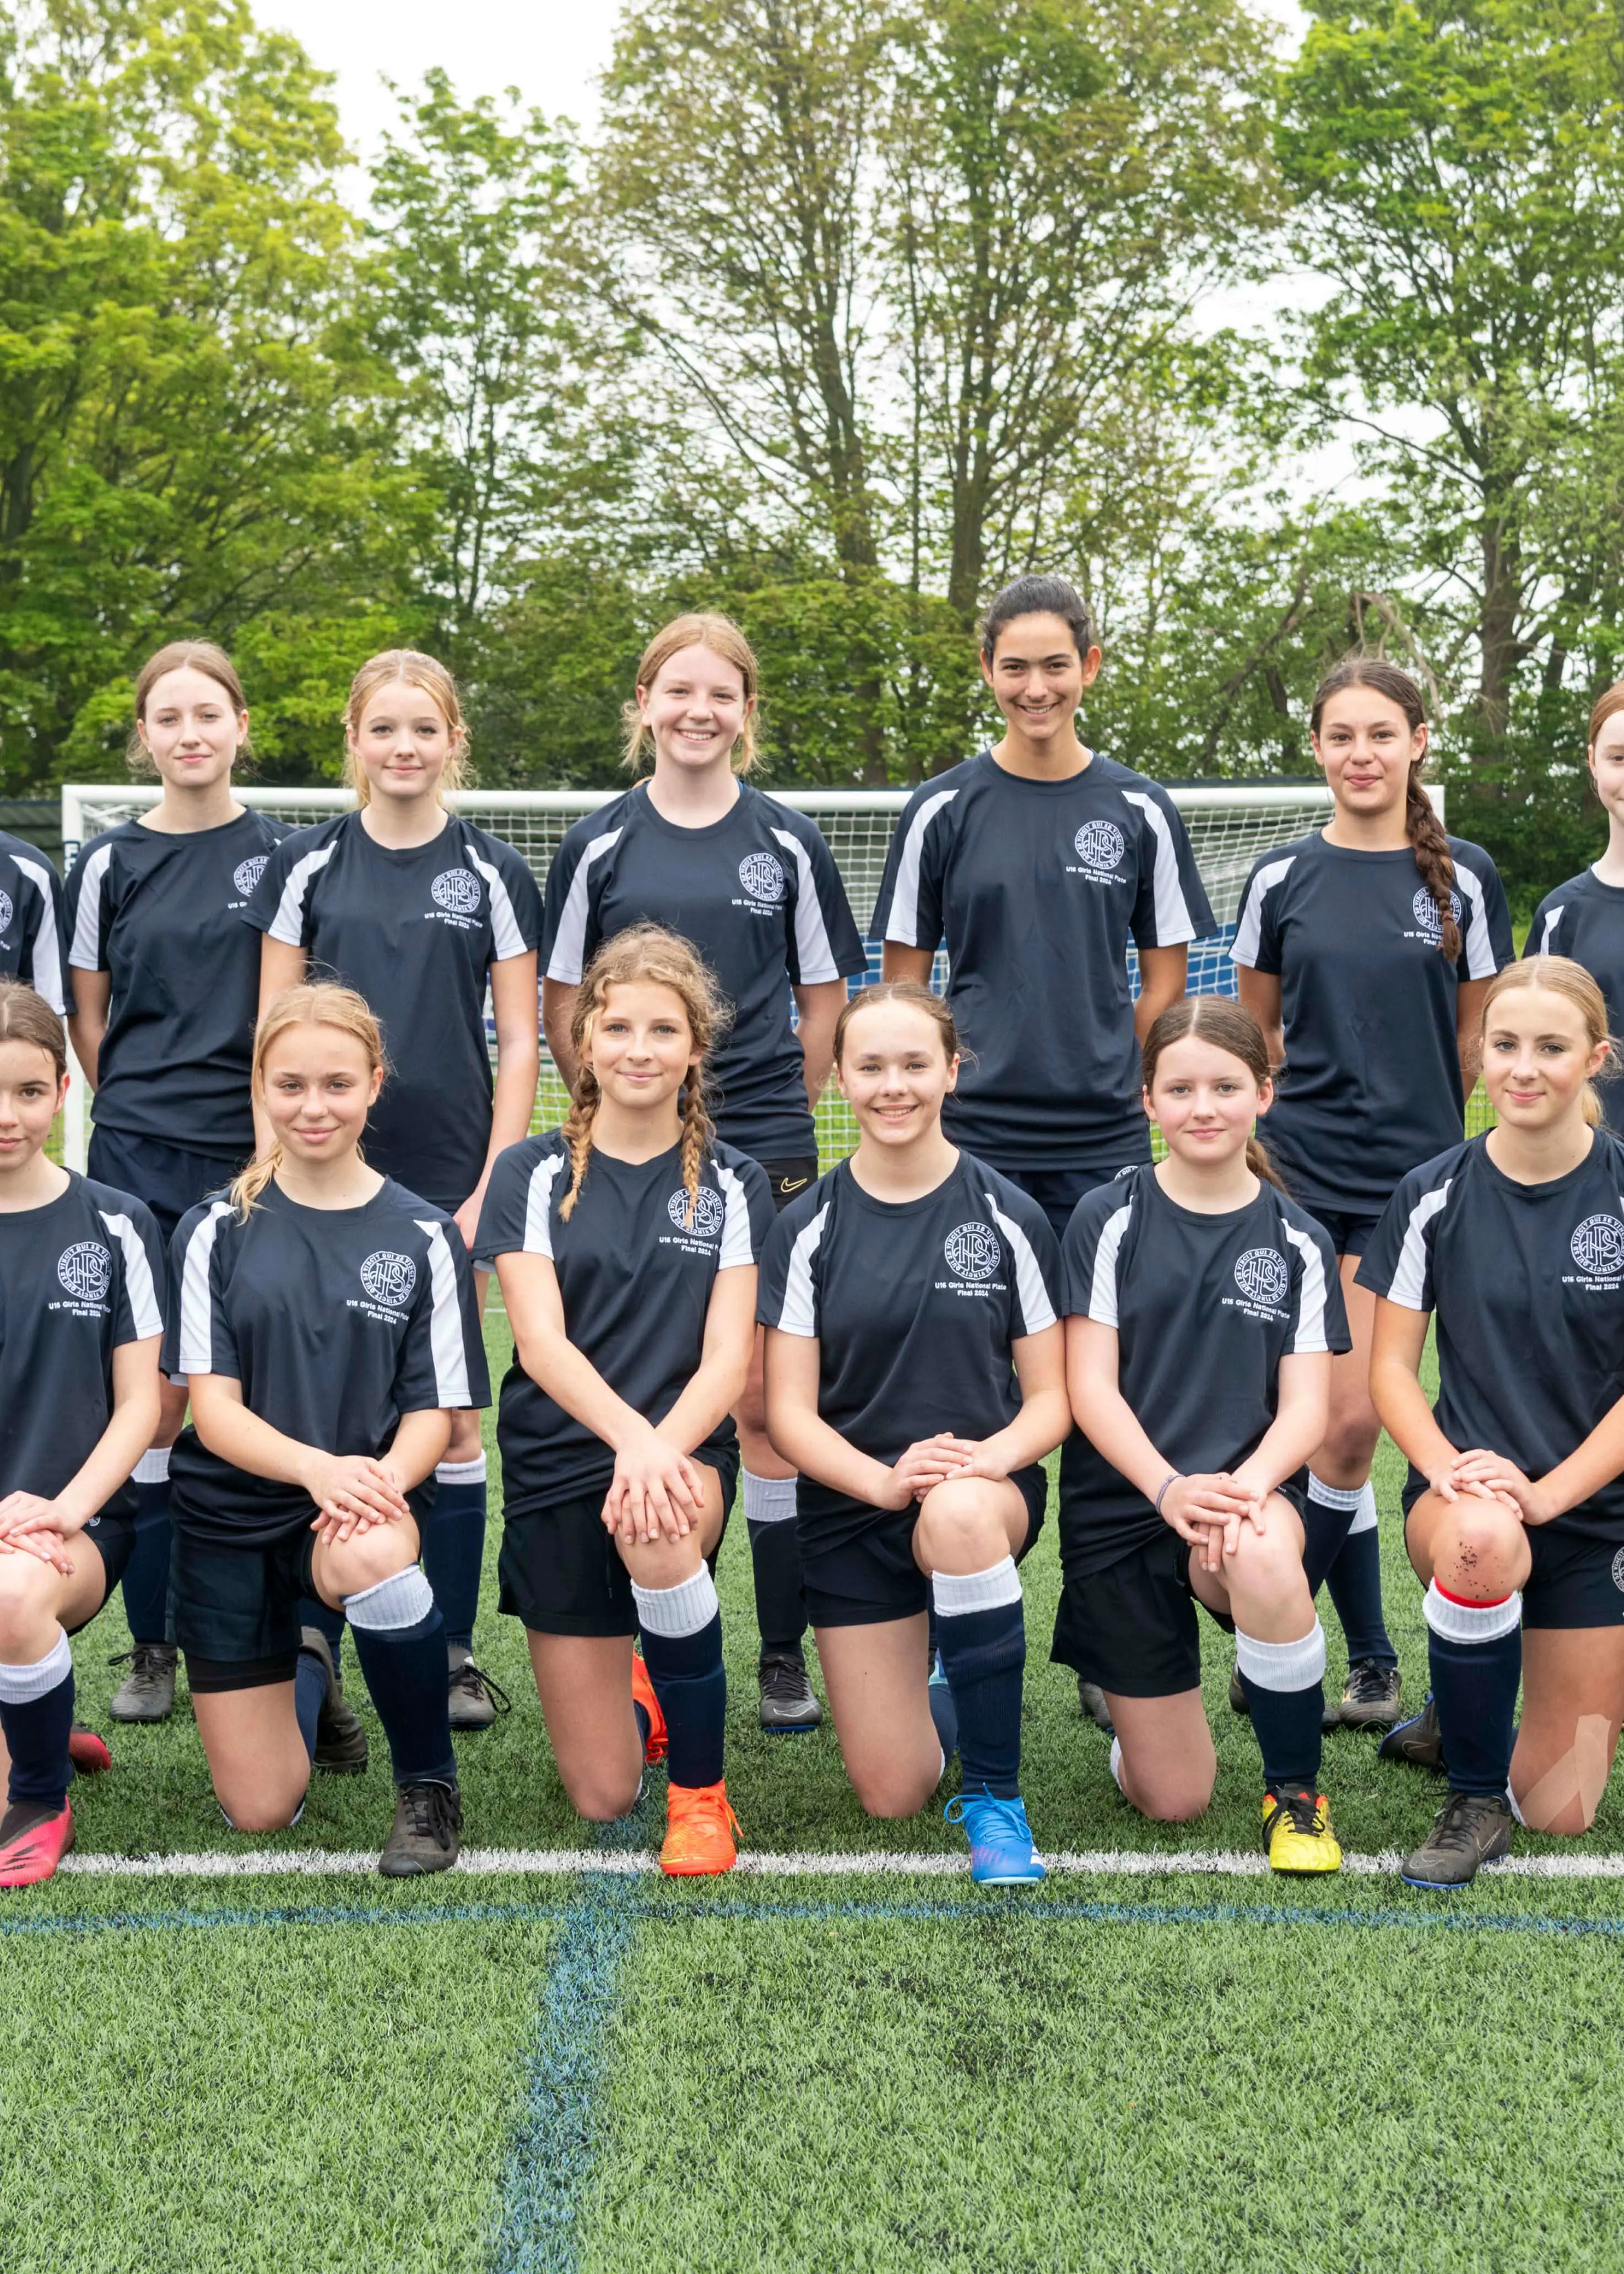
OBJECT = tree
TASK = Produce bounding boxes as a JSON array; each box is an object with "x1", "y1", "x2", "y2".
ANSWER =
[{"x1": 0, "y1": 0, "x2": 417, "y2": 791}]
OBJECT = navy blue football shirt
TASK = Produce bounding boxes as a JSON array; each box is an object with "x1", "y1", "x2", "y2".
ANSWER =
[
  {"x1": 1529, "y1": 871, "x2": 1624, "y2": 1133},
  {"x1": 0, "y1": 830, "x2": 69, "y2": 1014}
]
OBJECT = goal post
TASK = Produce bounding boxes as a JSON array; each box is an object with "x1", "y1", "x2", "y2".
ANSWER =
[{"x1": 59, "y1": 778, "x2": 1433, "y2": 1173}]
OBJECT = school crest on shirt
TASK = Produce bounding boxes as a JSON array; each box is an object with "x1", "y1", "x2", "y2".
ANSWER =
[
  {"x1": 431, "y1": 868, "x2": 482, "y2": 917},
  {"x1": 667, "y1": 1185, "x2": 724, "y2": 1239},
  {"x1": 944, "y1": 1221, "x2": 1001, "y2": 1282},
  {"x1": 57, "y1": 1241, "x2": 111, "y2": 1304},
  {"x1": 1570, "y1": 1214, "x2": 1624, "y2": 1281},
  {"x1": 1073, "y1": 820, "x2": 1126, "y2": 876},
  {"x1": 1410, "y1": 885, "x2": 1463, "y2": 939},
  {"x1": 232, "y1": 856, "x2": 269, "y2": 900},
  {"x1": 0, "y1": 889, "x2": 12, "y2": 936},
  {"x1": 360, "y1": 1249, "x2": 417, "y2": 1307},
  {"x1": 1233, "y1": 1247, "x2": 1289, "y2": 1308},
  {"x1": 738, "y1": 852, "x2": 786, "y2": 905},
  {"x1": 1611, "y1": 1546, "x2": 1624, "y2": 1595}
]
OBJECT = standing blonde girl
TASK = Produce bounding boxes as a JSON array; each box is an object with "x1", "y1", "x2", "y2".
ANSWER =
[
  {"x1": 245, "y1": 652, "x2": 542, "y2": 1725},
  {"x1": 1528, "y1": 683, "x2": 1624, "y2": 1130},
  {"x1": 542, "y1": 615, "x2": 866, "y2": 1735}
]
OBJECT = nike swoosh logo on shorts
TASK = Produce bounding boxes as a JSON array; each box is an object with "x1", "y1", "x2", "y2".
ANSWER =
[{"x1": 780, "y1": 1176, "x2": 809, "y2": 1193}]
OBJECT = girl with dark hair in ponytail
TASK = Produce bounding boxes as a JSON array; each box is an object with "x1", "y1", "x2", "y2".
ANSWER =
[
  {"x1": 1230, "y1": 660, "x2": 1513, "y2": 1735},
  {"x1": 1057, "y1": 998, "x2": 1351, "y2": 1874},
  {"x1": 476, "y1": 926, "x2": 774, "y2": 1877}
]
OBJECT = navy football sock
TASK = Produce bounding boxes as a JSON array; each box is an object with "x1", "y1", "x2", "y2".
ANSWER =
[
  {"x1": 933, "y1": 1561, "x2": 1025, "y2": 1801},
  {"x1": 1425, "y1": 1582, "x2": 1522, "y2": 1795},
  {"x1": 0, "y1": 1631, "x2": 74, "y2": 1810},
  {"x1": 1324, "y1": 1494, "x2": 1396, "y2": 1666},
  {"x1": 345, "y1": 1568, "x2": 456, "y2": 1788},
  {"x1": 633, "y1": 1569, "x2": 726, "y2": 1790},
  {"x1": 300, "y1": 1593, "x2": 346, "y2": 1663},
  {"x1": 1301, "y1": 1471, "x2": 1359, "y2": 1596},
  {"x1": 421, "y1": 1457, "x2": 487, "y2": 1655},
  {"x1": 293, "y1": 1640, "x2": 331, "y2": 1762},
  {"x1": 744, "y1": 1472, "x2": 805, "y2": 1655},
  {"x1": 123, "y1": 1454, "x2": 174, "y2": 1645},
  {"x1": 1236, "y1": 1621, "x2": 1326, "y2": 1791}
]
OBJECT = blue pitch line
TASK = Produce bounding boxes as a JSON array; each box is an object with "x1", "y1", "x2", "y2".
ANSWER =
[
  {"x1": 10, "y1": 1892, "x2": 1624, "y2": 1943},
  {"x1": 488, "y1": 1813, "x2": 646, "y2": 2274}
]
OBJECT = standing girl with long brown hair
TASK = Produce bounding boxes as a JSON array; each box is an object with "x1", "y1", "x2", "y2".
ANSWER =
[
  {"x1": 64, "y1": 640, "x2": 291, "y2": 1729},
  {"x1": 164, "y1": 983, "x2": 488, "y2": 1875},
  {"x1": 1231, "y1": 659, "x2": 1513, "y2": 1732},
  {"x1": 541, "y1": 615, "x2": 867, "y2": 1736},
  {"x1": 244, "y1": 651, "x2": 542, "y2": 1728},
  {"x1": 1058, "y1": 997, "x2": 1350, "y2": 1874},
  {"x1": 478, "y1": 925, "x2": 774, "y2": 1876}
]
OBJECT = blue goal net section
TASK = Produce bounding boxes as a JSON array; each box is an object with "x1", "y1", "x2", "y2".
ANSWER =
[{"x1": 62, "y1": 779, "x2": 1447, "y2": 1170}]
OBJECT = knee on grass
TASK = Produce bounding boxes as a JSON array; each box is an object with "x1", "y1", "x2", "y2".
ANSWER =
[
  {"x1": 216, "y1": 1780, "x2": 308, "y2": 1834},
  {"x1": 561, "y1": 1766, "x2": 643, "y2": 1824},
  {"x1": 1120, "y1": 1763, "x2": 1213, "y2": 1823}
]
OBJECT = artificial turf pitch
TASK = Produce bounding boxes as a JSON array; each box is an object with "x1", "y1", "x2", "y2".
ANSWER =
[{"x1": 6, "y1": 1313, "x2": 1624, "y2": 2273}]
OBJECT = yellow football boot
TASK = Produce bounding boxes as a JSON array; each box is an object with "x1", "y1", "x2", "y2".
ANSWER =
[{"x1": 1262, "y1": 1786, "x2": 1342, "y2": 1874}]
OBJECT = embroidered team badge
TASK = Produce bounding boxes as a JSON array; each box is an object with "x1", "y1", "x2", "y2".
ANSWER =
[
  {"x1": 944, "y1": 1222, "x2": 1001, "y2": 1282},
  {"x1": 1611, "y1": 1546, "x2": 1624, "y2": 1595},
  {"x1": 1073, "y1": 820, "x2": 1125, "y2": 874},
  {"x1": 1571, "y1": 1215, "x2": 1624, "y2": 1277},
  {"x1": 431, "y1": 869, "x2": 481, "y2": 916},
  {"x1": 1233, "y1": 1248, "x2": 1289, "y2": 1307},
  {"x1": 1411, "y1": 885, "x2": 1463, "y2": 938},
  {"x1": 58, "y1": 1242, "x2": 112, "y2": 1303},
  {"x1": 232, "y1": 856, "x2": 269, "y2": 898},
  {"x1": 668, "y1": 1187, "x2": 725, "y2": 1238},
  {"x1": 738, "y1": 852, "x2": 786, "y2": 903},
  {"x1": 360, "y1": 1250, "x2": 416, "y2": 1306}
]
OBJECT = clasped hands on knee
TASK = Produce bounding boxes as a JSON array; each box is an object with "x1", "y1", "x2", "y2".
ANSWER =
[{"x1": 1160, "y1": 1469, "x2": 1273, "y2": 1574}]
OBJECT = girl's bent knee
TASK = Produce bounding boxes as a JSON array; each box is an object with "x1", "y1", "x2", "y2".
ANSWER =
[{"x1": 566, "y1": 1777, "x2": 641, "y2": 1824}]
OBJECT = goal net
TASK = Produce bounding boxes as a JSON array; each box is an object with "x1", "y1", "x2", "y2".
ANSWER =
[{"x1": 59, "y1": 779, "x2": 1394, "y2": 1171}]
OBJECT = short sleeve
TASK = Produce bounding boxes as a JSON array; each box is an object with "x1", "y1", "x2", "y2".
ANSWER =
[
  {"x1": 1526, "y1": 891, "x2": 1568, "y2": 960},
  {"x1": 1280, "y1": 1215, "x2": 1350, "y2": 1356},
  {"x1": 715, "y1": 1151, "x2": 776, "y2": 1269},
  {"x1": 65, "y1": 840, "x2": 117, "y2": 974},
  {"x1": 474, "y1": 1142, "x2": 565, "y2": 1268},
  {"x1": 165, "y1": 1204, "x2": 241, "y2": 1378},
  {"x1": 1122, "y1": 784, "x2": 1215, "y2": 950},
  {"x1": 10, "y1": 849, "x2": 69, "y2": 1014},
  {"x1": 240, "y1": 825, "x2": 332, "y2": 945},
  {"x1": 1230, "y1": 852, "x2": 1294, "y2": 974},
  {"x1": 982, "y1": 1178, "x2": 1062, "y2": 1337},
  {"x1": 396, "y1": 1216, "x2": 491, "y2": 1414},
  {"x1": 472, "y1": 833, "x2": 543, "y2": 962},
  {"x1": 1354, "y1": 1171, "x2": 1450, "y2": 1312},
  {"x1": 756, "y1": 1196, "x2": 828, "y2": 1334},
  {"x1": 541, "y1": 819, "x2": 621, "y2": 984},
  {"x1": 1059, "y1": 1183, "x2": 1136, "y2": 1327},
  {"x1": 1453, "y1": 846, "x2": 1514, "y2": 983},
  {"x1": 100, "y1": 1199, "x2": 168, "y2": 1347},
  {"x1": 870, "y1": 783, "x2": 956, "y2": 949},
  {"x1": 770, "y1": 815, "x2": 867, "y2": 985}
]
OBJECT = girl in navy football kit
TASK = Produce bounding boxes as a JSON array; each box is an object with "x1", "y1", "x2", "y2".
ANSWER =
[
  {"x1": 166, "y1": 983, "x2": 488, "y2": 1876},
  {"x1": 1059, "y1": 998, "x2": 1350, "y2": 1874},
  {"x1": 0, "y1": 982, "x2": 166, "y2": 1887},
  {"x1": 1232, "y1": 659, "x2": 1513, "y2": 1731},
  {"x1": 760, "y1": 983, "x2": 1070, "y2": 1884},
  {"x1": 479, "y1": 927, "x2": 773, "y2": 1876},
  {"x1": 65, "y1": 640, "x2": 290, "y2": 1727},
  {"x1": 542, "y1": 614, "x2": 866, "y2": 1735},
  {"x1": 246, "y1": 651, "x2": 542, "y2": 1727},
  {"x1": 1363, "y1": 957, "x2": 1624, "y2": 1887},
  {"x1": 1528, "y1": 683, "x2": 1624, "y2": 1129},
  {"x1": 0, "y1": 827, "x2": 68, "y2": 1015}
]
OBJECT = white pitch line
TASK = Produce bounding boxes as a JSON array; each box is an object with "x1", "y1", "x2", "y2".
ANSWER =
[{"x1": 51, "y1": 1845, "x2": 1624, "y2": 1882}]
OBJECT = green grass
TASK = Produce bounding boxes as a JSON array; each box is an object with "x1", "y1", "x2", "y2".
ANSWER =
[{"x1": 7, "y1": 1307, "x2": 1624, "y2": 2274}]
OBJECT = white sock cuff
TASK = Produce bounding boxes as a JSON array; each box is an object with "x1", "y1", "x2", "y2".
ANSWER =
[
  {"x1": 0, "y1": 1628, "x2": 71, "y2": 1704},
  {"x1": 632, "y1": 1564, "x2": 719, "y2": 1639},
  {"x1": 1507, "y1": 1781, "x2": 1526, "y2": 1826},
  {"x1": 1307, "y1": 1472, "x2": 1361, "y2": 1512},
  {"x1": 344, "y1": 1566, "x2": 436, "y2": 1632},
  {"x1": 932, "y1": 1556, "x2": 1021, "y2": 1616},
  {"x1": 1347, "y1": 1481, "x2": 1379, "y2": 1535},
  {"x1": 1108, "y1": 1735, "x2": 1125, "y2": 1793},
  {"x1": 1235, "y1": 1620, "x2": 1327, "y2": 1692},
  {"x1": 742, "y1": 1470, "x2": 797, "y2": 1524},
  {"x1": 1423, "y1": 1580, "x2": 1522, "y2": 1645},
  {"x1": 436, "y1": 1454, "x2": 488, "y2": 1484},
  {"x1": 134, "y1": 1447, "x2": 171, "y2": 1485}
]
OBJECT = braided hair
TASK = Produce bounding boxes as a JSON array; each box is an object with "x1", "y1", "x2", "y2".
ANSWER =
[
  {"x1": 558, "y1": 924, "x2": 732, "y2": 1225},
  {"x1": 1311, "y1": 659, "x2": 1458, "y2": 961}
]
